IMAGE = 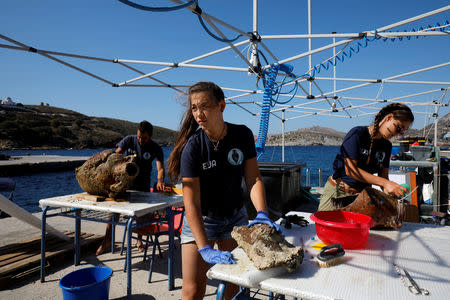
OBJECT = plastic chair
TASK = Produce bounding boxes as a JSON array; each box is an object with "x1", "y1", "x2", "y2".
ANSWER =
[{"x1": 121, "y1": 206, "x2": 184, "y2": 282}]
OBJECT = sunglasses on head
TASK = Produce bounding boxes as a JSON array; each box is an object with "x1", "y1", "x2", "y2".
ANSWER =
[{"x1": 396, "y1": 124, "x2": 405, "y2": 135}]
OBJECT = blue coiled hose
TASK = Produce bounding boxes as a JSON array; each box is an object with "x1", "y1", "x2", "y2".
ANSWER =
[
  {"x1": 378, "y1": 20, "x2": 449, "y2": 42},
  {"x1": 255, "y1": 63, "x2": 294, "y2": 159},
  {"x1": 307, "y1": 20, "x2": 449, "y2": 78}
]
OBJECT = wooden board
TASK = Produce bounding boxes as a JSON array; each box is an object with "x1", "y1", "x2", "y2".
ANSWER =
[
  {"x1": 0, "y1": 194, "x2": 69, "y2": 241},
  {"x1": 74, "y1": 192, "x2": 127, "y2": 202},
  {"x1": 105, "y1": 197, "x2": 127, "y2": 202},
  {"x1": 0, "y1": 231, "x2": 103, "y2": 289},
  {"x1": 74, "y1": 192, "x2": 105, "y2": 202}
]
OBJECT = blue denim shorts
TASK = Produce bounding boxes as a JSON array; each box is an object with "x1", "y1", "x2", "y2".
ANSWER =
[{"x1": 180, "y1": 206, "x2": 249, "y2": 244}]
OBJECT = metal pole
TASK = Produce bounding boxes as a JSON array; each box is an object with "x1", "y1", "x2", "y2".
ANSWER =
[
  {"x1": 40, "y1": 206, "x2": 49, "y2": 282},
  {"x1": 434, "y1": 147, "x2": 441, "y2": 211},
  {"x1": 119, "y1": 60, "x2": 249, "y2": 72},
  {"x1": 333, "y1": 34, "x2": 336, "y2": 98},
  {"x1": 249, "y1": 0, "x2": 260, "y2": 75},
  {"x1": 253, "y1": 0, "x2": 258, "y2": 31},
  {"x1": 259, "y1": 31, "x2": 450, "y2": 39},
  {"x1": 377, "y1": 5, "x2": 450, "y2": 32},
  {"x1": 75, "y1": 209, "x2": 81, "y2": 265},
  {"x1": 111, "y1": 213, "x2": 119, "y2": 254},
  {"x1": 306, "y1": 168, "x2": 311, "y2": 187},
  {"x1": 118, "y1": 39, "x2": 249, "y2": 86},
  {"x1": 313, "y1": 76, "x2": 450, "y2": 85},
  {"x1": 167, "y1": 207, "x2": 175, "y2": 290},
  {"x1": 308, "y1": 0, "x2": 312, "y2": 94},
  {"x1": 319, "y1": 168, "x2": 323, "y2": 187},
  {"x1": 434, "y1": 103, "x2": 438, "y2": 146},
  {"x1": 282, "y1": 110, "x2": 285, "y2": 162},
  {"x1": 317, "y1": 63, "x2": 450, "y2": 97},
  {"x1": 126, "y1": 217, "x2": 135, "y2": 298},
  {"x1": 216, "y1": 282, "x2": 227, "y2": 300}
]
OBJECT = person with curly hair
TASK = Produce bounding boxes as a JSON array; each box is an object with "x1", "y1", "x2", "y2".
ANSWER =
[{"x1": 318, "y1": 103, "x2": 414, "y2": 211}]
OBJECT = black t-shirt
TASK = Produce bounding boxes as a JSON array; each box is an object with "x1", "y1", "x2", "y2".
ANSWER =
[
  {"x1": 117, "y1": 135, "x2": 164, "y2": 191},
  {"x1": 332, "y1": 126, "x2": 391, "y2": 191},
  {"x1": 180, "y1": 123, "x2": 256, "y2": 217}
]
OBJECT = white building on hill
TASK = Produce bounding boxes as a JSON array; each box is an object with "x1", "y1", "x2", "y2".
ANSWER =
[{"x1": 1, "y1": 97, "x2": 17, "y2": 106}]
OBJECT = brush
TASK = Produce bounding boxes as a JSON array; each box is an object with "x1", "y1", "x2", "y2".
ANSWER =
[{"x1": 316, "y1": 243, "x2": 345, "y2": 267}]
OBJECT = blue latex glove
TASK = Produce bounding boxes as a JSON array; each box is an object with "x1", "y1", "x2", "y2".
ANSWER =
[
  {"x1": 248, "y1": 211, "x2": 281, "y2": 232},
  {"x1": 198, "y1": 245, "x2": 236, "y2": 264}
]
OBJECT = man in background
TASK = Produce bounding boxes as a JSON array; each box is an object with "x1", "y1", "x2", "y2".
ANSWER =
[{"x1": 96, "y1": 120, "x2": 165, "y2": 255}]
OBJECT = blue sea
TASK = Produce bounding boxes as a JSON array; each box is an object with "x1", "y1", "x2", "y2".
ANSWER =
[{"x1": 0, "y1": 146, "x2": 339, "y2": 213}]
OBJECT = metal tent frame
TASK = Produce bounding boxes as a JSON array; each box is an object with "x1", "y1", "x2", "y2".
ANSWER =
[{"x1": 1, "y1": 1, "x2": 449, "y2": 159}]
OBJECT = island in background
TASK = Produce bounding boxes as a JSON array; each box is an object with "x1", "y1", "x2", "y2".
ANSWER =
[{"x1": 1, "y1": 102, "x2": 449, "y2": 150}]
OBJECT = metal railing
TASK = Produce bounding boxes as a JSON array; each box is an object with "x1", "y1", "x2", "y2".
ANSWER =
[{"x1": 305, "y1": 168, "x2": 324, "y2": 187}]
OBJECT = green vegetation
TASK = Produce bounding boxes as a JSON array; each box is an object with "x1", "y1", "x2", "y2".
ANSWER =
[{"x1": 0, "y1": 105, "x2": 178, "y2": 149}]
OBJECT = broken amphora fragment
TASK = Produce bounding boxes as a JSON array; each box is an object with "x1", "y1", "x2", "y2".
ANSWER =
[
  {"x1": 232, "y1": 224, "x2": 304, "y2": 272},
  {"x1": 75, "y1": 149, "x2": 139, "y2": 198},
  {"x1": 340, "y1": 187, "x2": 403, "y2": 229}
]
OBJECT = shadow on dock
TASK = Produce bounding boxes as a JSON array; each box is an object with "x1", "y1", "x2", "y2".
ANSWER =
[{"x1": 0, "y1": 231, "x2": 102, "y2": 289}]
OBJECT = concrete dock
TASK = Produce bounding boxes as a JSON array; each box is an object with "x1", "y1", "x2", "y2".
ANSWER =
[
  {"x1": 0, "y1": 211, "x2": 220, "y2": 300},
  {"x1": 0, "y1": 155, "x2": 89, "y2": 176}
]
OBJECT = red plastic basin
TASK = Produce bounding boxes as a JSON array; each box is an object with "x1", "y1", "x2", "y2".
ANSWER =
[{"x1": 310, "y1": 211, "x2": 375, "y2": 249}]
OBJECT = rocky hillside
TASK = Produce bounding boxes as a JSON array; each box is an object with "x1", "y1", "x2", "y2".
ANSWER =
[
  {"x1": 266, "y1": 126, "x2": 346, "y2": 146},
  {"x1": 0, "y1": 104, "x2": 178, "y2": 149},
  {"x1": 1, "y1": 103, "x2": 448, "y2": 149},
  {"x1": 420, "y1": 111, "x2": 450, "y2": 141},
  {"x1": 266, "y1": 112, "x2": 450, "y2": 146}
]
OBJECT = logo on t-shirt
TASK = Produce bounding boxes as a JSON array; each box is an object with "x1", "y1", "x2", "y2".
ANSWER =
[
  {"x1": 375, "y1": 151, "x2": 385, "y2": 164},
  {"x1": 143, "y1": 152, "x2": 151, "y2": 160},
  {"x1": 227, "y1": 148, "x2": 244, "y2": 166},
  {"x1": 360, "y1": 148, "x2": 369, "y2": 156}
]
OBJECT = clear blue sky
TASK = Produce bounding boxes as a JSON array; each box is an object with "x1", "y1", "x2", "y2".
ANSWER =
[{"x1": 1, "y1": 0, "x2": 449, "y2": 136}]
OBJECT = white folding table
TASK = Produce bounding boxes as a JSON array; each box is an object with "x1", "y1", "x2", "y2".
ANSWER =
[
  {"x1": 208, "y1": 212, "x2": 450, "y2": 300},
  {"x1": 39, "y1": 192, "x2": 183, "y2": 298}
]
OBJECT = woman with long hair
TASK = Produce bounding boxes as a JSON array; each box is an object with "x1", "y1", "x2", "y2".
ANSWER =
[
  {"x1": 168, "y1": 81, "x2": 278, "y2": 300},
  {"x1": 318, "y1": 103, "x2": 415, "y2": 211}
]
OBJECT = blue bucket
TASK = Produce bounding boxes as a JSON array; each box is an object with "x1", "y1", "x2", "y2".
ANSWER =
[{"x1": 59, "y1": 266, "x2": 113, "y2": 300}]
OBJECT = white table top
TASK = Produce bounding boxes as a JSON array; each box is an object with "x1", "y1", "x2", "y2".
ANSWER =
[
  {"x1": 39, "y1": 192, "x2": 184, "y2": 217},
  {"x1": 207, "y1": 212, "x2": 450, "y2": 300}
]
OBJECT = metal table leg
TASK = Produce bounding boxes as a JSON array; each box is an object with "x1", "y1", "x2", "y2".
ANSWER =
[
  {"x1": 167, "y1": 206, "x2": 174, "y2": 290},
  {"x1": 74, "y1": 209, "x2": 81, "y2": 265},
  {"x1": 40, "y1": 206, "x2": 49, "y2": 282},
  {"x1": 112, "y1": 213, "x2": 119, "y2": 254},
  {"x1": 126, "y1": 216, "x2": 135, "y2": 298},
  {"x1": 216, "y1": 281, "x2": 227, "y2": 300}
]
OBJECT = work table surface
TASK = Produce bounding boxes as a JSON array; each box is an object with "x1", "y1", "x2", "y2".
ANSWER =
[
  {"x1": 39, "y1": 192, "x2": 184, "y2": 217},
  {"x1": 208, "y1": 212, "x2": 450, "y2": 300}
]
